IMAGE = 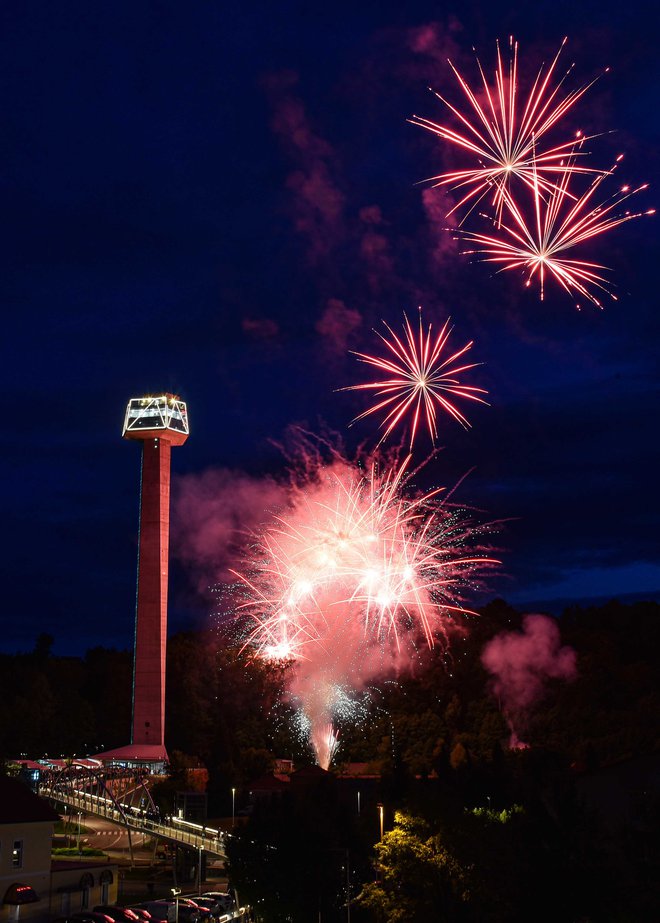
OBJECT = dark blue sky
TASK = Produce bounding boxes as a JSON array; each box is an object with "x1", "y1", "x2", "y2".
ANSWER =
[{"x1": 2, "y1": 0, "x2": 659, "y2": 654}]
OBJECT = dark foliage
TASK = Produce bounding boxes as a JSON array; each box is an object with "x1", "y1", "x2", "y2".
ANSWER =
[{"x1": 1, "y1": 600, "x2": 658, "y2": 920}]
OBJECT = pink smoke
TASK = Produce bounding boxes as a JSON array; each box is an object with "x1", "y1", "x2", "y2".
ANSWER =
[
  {"x1": 421, "y1": 186, "x2": 459, "y2": 268},
  {"x1": 259, "y1": 20, "x2": 474, "y2": 328},
  {"x1": 242, "y1": 316, "x2": 280, "y2": 339},
  {"x1": 264, "y1": 71, "x2": 345, "y2": 264},
  {"x1": 315, "y1": 298, "x2": 362, "y2": 354},
  {"x1": 406, "y1": 19, "x2": 463, "y2": 63},
  {"x1": 481, "y1": 614, "x2": 577, "y2": 747},
  {"x1": 172, "y1": 468, "x2": 289, "y2": 594},
  {"x1": 357, "y1": 205, "x2": 395, "y2": 293}
]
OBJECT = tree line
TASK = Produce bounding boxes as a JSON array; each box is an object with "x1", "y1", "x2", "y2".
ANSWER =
[{"x1": 1, "y1": 598, "x2": 659, "y2": 920}]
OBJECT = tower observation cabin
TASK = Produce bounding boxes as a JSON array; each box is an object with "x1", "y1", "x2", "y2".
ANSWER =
[{"x1": 123, "y1": 394, "x2": 189, "y2": 442}]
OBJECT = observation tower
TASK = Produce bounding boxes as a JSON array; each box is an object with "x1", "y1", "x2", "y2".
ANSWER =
[{"x1": 96, "y1": 394, "x2": 189, "y2": 770}]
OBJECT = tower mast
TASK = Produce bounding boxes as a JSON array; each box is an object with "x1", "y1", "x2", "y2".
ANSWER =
[{"x1": 94, "y1": 393, "x2": 188, "y2": 771}]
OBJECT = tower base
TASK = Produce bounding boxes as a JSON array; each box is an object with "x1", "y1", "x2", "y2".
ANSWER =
[{"x1": 92, "y1": 743, "x2": 169, "y2": 773}]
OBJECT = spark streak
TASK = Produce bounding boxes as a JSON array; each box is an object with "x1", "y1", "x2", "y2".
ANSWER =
[
  {"x1": 343, "y1": 310, "x2": 488, "y2": 449},
  {"x1": 460, "y1": 154, "x2": 655, "y2": 307},
  {"x1": 410, "y1": 36, "x2": 605, "y2": 224}
]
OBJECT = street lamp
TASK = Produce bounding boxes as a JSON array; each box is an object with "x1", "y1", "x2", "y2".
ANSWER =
[
  {"x1": 77, "y1": 812, "x2": 82, "y2": 852},
  {"x1": 377, "y1": 804, "x2": 384, "y2": 841},
  {"x1": 231, "y1": 788, "x2": 236, "y2": 829},
  {"x1": 171, "y1": 888, "x2": 181, "y2": 923}
]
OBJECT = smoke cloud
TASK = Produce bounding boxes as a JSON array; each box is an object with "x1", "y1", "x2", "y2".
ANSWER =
[
  {"x1": 264, "y1": 70, "x2": 346, "y2": 265},
  {"x1": 481, "y1": 613, "x2": 577, "y2": 746},
  {"x1": 172, "y1": 468, "x2": 289, "y2": 594},
  {"x1": 261, "y1": 19, "x2": 472, "y2": 352},
  {"x1": 315, "y1": 297, "x2": 362, "y2": 354}
]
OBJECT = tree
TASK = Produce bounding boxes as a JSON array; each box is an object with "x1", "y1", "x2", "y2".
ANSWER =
[{"x1": 358, "y1": 812, "x2": 472, "y2": 923}]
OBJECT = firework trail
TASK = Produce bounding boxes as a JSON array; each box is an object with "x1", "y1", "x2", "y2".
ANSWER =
[
  {"x1": 233, "y1": 447, "x2": 498, "y2": 767},
  {"x1": 342, "y1": 309, "x2": 488, "y2": 449},
  {"x1": 460, "y1": 153, "x2": 655, "y2": 307},
  {"x1": 410, "y1": 36, "x2": 605, "y2": 225}
]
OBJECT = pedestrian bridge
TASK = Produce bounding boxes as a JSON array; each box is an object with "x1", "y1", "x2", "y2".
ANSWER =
[{"x1": 39, "y1": 765, "x2": 227, "y2": 862}]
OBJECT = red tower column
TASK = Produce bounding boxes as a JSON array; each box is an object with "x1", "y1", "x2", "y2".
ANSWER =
[
  {"x1": 93, "y1": 395, "x2": 188, "y2": 770},
  {"x1": 132, "y1": 435, "x2": 174, "y2": 750}
]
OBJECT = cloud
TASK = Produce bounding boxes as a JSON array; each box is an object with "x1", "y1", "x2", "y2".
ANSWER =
[
  {"x1": 357, "y1": 205, "x2": 396, "y2": 293},
  {"x1": 405, "y1": 19, "x2": 463, "y2": 63},
  {"x1": 242, "y1": 316, "x2": 280, "y2": 339},
  {"x1": 421, "y1": 186, "x2": 459, "y2": 268},
  {"x1": 481, "y1": 613, "x2": 577, "y2": 745},
  {"x1": 172, "y1": 468, "x2": 289, "y2": 594},
  {"x1": 264, "y1": 70, "x2": 346, "y2": 264},
  {"x1": 261, "y1": 21, "x2": 469, "y2": 324},
  {"x1": 315, "y1": 297, "x2": 363, "y2": 356}
]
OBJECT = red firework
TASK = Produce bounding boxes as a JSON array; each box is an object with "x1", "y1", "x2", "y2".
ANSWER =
[
  {"x1": 232, "y1": 450, "x2": 498, "y2": 766},
  {"x1": 460, "y1": 153, "x2": 655, "y2": 308},
  {"x1": 410, "y1": 36, "x2": 605, "y2": 224},
  {"x1": 343, "y1": 309, "x2": 488, "y2": 448}
]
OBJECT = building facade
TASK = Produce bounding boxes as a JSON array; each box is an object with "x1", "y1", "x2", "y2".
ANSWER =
[{"x1": 0, "y1": 777, "x2": 117, "y2": 923}]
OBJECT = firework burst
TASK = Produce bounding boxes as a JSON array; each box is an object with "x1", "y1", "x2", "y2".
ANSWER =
[
  {"x1": 410, "y1": 36, "x2": 605, "y2": 224},
  {"x1": 460, "y1": 153, "x2": 655, "y2": 307},
  {"x1": 233, "y1": 449, "x2": 498, "y2": 767},
  {"x1": 343, "y1": 309, "x2": 488, "y2": 449}
]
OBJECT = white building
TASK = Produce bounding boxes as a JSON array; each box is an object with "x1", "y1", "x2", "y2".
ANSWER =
[{"x1": 0, "y1": 776, "x2": 117, "y2": 922}]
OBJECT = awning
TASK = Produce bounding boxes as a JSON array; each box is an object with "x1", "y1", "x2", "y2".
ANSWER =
[{"x1": 3, "y1": 884, "x2": 39, "y2": 905}]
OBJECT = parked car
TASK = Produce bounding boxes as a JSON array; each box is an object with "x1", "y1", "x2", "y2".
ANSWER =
[
  {"x1": 93, "y1": 908, "x2": 141, "y2": 923},
  {"x1": 175, "y1": 905, "x2": 200, "y2": 923},
  {"x1": 126, "y1": 910, "x2": 152, "y2": 921},
  {"x1": 187, "y1": 898, "x2": 223, "y2": 919},
  {"x1": 133, "y1": 904, "x2": 172, "y2": 923},
  {"x1": 137, "y1": 901, "x2": 199, "y2": 923},
  {"x1": 71, "y1": 914, "x2": 115, "y2": 923},
  {"x1": 53, "y1": 914, "x2": 115, "y2": 923},
  {"x1": 179, "y1": 900, "x2": 212, "y2": 921},
  {"x1": 201, "y1": 893, "x2": 235, "y2": 912}
]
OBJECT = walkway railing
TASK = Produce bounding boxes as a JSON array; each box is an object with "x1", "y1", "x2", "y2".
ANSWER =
[{"x1": 40, "y1": 786, "x2": 226, "y2": 859}]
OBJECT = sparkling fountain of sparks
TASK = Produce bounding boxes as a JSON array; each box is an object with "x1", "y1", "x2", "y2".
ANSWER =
[
  {"x1": 410, "y1": 36, "x2": 605, "y2": 225},
  {"x1": 459, "y1": 152, "x2": 655, "y2": 308},
  {"x1": 233, "y1": 450, "x2": 498, "y2": 767},
  {"x1": 342, "y1": 309, "x2": 488, "y2": 449}
]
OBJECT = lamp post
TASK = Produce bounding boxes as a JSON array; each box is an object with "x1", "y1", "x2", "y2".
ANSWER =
[
  {"x1": 171, "y1": 888, "x2": 181, "y2": 923},
  {"x1": 377, "y1": 804, "x2": 384, "y2": 841},
  {"x1": 77, "y1": 812, "x2": 82, "y2": 853},
  {"x1": 231, "y1": 788, "x2": 236, "y2": 829}
]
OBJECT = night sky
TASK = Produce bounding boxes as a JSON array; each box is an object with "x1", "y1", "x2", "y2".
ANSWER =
[{"x1": 3, "y1": 0, "x2": 659, "y2": 655}]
